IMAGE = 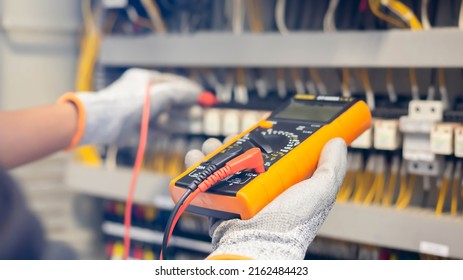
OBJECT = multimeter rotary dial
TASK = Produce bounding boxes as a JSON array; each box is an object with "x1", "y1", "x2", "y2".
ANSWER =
[
  {"x1": 244, "y1": 129, "x2": 301, "y2": 167},
  {"x1": 249, "y1": 129, "x2": 299, "y2": 153}
]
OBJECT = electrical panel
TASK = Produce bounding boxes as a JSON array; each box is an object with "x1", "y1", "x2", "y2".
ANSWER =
[{"x1": 70, "y1": 0, "x2": 463, "y2": 260}]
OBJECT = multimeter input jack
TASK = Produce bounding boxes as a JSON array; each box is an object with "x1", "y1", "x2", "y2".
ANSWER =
[{"x1": 161, "y1": 147, "x2": 266, "y2": 259}]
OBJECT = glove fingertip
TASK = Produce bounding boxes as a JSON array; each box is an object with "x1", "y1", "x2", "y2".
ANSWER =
[
  {"x1": 319, "y1": 138, "x2": 347, "y2": 165},
  {"x1": 202, "y1": 138, "x2": 223, "y2": 155},
  {"x1": 185, "y1": 149, "x2": 206, "y2": 168},
  {"x1": 311, "y1": 137, "x2": 347, "y2": 191}
]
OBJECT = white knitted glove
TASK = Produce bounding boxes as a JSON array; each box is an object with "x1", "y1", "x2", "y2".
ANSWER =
[
  {"x1": 61, "y1": 68, "x2": 203, "y2": 147},
  {"x1": 185, "y1": 137, "x2": 347, "y2": 260}
]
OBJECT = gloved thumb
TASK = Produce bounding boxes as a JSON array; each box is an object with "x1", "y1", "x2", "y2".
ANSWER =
[
  {"x1": 310, "y1": 137, "x2": 347, "y2": 197},
  {"x1": 257, "y1": 138, "x2": 347, "y2": 223}
]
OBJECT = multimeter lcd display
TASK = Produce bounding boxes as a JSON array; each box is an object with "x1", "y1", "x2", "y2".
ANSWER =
[{"x1": 274, "y1": 101, "x2": 343, "y2": 122}]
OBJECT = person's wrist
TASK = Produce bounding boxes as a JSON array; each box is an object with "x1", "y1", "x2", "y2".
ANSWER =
[
  {"x1": 73, "y1": 92, "x2": 126, "y2": 146},
  {"x1": 57, "y1": 92, "x2": 87, "y2": 150},
  {"x1": 58, "y1": 91, "x2": 123, "y2": 148},
  {"x1": 210, "y1": 228, "x2": 304, "y2": 260},
  {"x1": 209, "y1": 217, "x2": 306, "y2": 260}
]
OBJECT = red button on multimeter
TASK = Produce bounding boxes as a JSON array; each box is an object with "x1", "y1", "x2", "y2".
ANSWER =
[{"x1": 170, "y1": 95, "x2": 371, "y2": 220}]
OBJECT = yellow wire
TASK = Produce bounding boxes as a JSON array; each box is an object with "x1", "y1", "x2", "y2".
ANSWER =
[
  {"x1": 74, "y1": 0, "x2": 102, "y2": 166},
  {"x1": 309, "y1": 68, "x2": 323, "y2": 85},
  {"x1": 438, "y1": 68, "x2": 446, "y2": 90},
  {"x1": 339, "y1": 171, "x2": 356, "y2": 202},
  {"x1": 140, "y1": 0, "x2": 167, "y2": 33},
  {"x1": 363, "y1": 156, "x2": 381, "y2": 205},
  {"x1": 290, "y1": 68, "x2": 301, "y2": 83},
  {"x1": 374, "y1": 173, "x2": 385, "y2": 204},
  {"x1": 81, "y1": 0, "x2": 93, "y2": 33},
  {"x1": 395, "y1": 173, "x2": 408, "y2": 206},
  {"x1": 290, "y1": 68, "x2": 306, "y2": 93},
  {"x1": 152, "y1": 151, "x2": 164, "y2": 173},
  {"x1": 382, "y1": 171, "x2": 398, "y2": 206},
  {"x1": 153, "y1": 139, "x2": 168, "y2": 173},
  {"x1": 388, "y1": 1, "x2": 422, "y2": 101},
  {"x1": 386, "y1": 68, "x2": 393, "y2": 85},
  {"x1": 309, "y1": 68, "x2": 327, "y2": 95},
  {"x1": 112, "y1": 241, "x2": 124, "y2": 259},
  {"x1": 143, "y1": 249, "x2": 156, "y2": 260},
  {"x1": 437, "y1": 68, "x2": 448, "y2": 109},
  {"x1": 236, "y1": 68, "x2": 246, "y2": 86},
  {"x1": 76, "y1": 34, "x2": 100, "y2": 92},
  {"x1": 436, "y1": 178, "x2": 450, "y2": 216},
  {"x1": 276, "y1": 68, "x2": 286, "y2": 88},
  {"x1": 396, "y1": 174, "x2": 416, "y2": 209},
  {"x1": 451, "y1": 176, "x2": 459, "y2": 215},
  {"x1": 375, "y1": 1, "x2": 423, "y2": 102},
  {"x1": 409, "y1": 68, "x2": 417, "y2": 86},
  {"x1": 368, "y1": 0, "x2": 407, "y2": 28},
  {"x1": 361, "y1": 171, "x2": 372, "y2": 202},
  {"x1": 246, "y1": 0, "x2": 264, "y2": 32},
  {"x1": 354, "y1": 169, "x2": 372, "y2": 203},
  {"x1": 364, "y1": 171, "x2": 386, "y2": 205},
  {"x1": 386, "y1": 0, "x2": 423, "y2": 30},
  {"x1": 342, "y1": 172, "x2": 356, "y2": 201},
  {"x1": 408, "y1": 68, "x2": 420, "y2": 100},
  {"x1": 436, "y1": 162, "x2": 456, "y2": 215},
  {"x1": 77, "y1": 0, "x2": 100, "y2": 91},
  {"x1": 359, "y1": 69, "x2": 373, "y2": 93},
  {"x1": 337, "y1": 172, "x2": 351, "y2": 201},
  {"x1": 342, "y1": 68, "x2": 350, "y2": 97},
  {"x1": 363, "y1": 173, "x2": 378, "y2": 205},
  {"x1": 166, "y1": 153, "x2": 184, "y2": 176},
  {"x1": 352, "y1": 170, "x2": 365, "y2": 203},
  {"x1": 358, "y1": 68, "x2": 376, "y2": 108}
]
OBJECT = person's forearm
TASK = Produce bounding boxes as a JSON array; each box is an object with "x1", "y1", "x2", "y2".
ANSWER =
[{"x1": 0, "y1": 103, "x2": 77, "y2": 169}]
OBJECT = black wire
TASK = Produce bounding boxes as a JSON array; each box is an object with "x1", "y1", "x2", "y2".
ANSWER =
[
  {"x1": 356, "y1": 0, "x2": 366, "y2": 30},
  {"x1": 286, "y1": 0, "x2": 300, "y2": 30},
  {"x1": 299, "y1": 0, "x2": 312, "y2": 30},
  {"x1": 336, "y1": 0, "x2": 347, "y2": 30},
  {"x1": 161, "y1": 188, "x2": 192, "y2": 260},
  {"x1": 429, "y1": 68, "x2": 437, "y2": 100},
  {"x1": 450, "y1": 0, "x2": 458, "y2": 25},
  {"x1": 161, "y1": 163, "x2": 218, "y2": 259},
  {"x1": 430, "y1": 0, "x2": 439, "y2": 26}
]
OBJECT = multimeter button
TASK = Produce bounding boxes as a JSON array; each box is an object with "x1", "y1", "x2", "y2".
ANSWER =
[{"x1": 259, "y1": 121, "x2": 273, "y2": 129}]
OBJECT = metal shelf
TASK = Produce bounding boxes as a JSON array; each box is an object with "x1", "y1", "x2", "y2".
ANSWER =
[
  {"x1": 64, "y1": 162, "x2": 172, "y2": 205},
  {"x1": 102, "y1": 221, "x2": 212, "y2": 254},
  {"x1": 100, "y1": 29, "x2": 463, "y2": 68},
  {"x1": 318, "y1": 202, "x2": 463, "y2": 259},
  {"x1": 65, "y1": 163, "x2": 463, "y2": 258}
]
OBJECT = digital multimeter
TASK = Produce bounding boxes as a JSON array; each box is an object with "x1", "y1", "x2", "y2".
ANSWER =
[{"x1": 170, "y1": 95, "x2": 371, "y2": 220}]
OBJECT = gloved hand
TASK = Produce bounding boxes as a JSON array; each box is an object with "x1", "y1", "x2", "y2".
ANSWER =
[
  {"x1": 185, "y1": 137, "x2": 347, "y2": 260},
  {"x1": 60, "y1": 68, "x2": 203, "y2": 148}
]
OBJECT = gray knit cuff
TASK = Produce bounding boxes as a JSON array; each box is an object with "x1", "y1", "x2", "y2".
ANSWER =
[{"x1": 208, "y1": 205, "x2": 333, "y2": 260}]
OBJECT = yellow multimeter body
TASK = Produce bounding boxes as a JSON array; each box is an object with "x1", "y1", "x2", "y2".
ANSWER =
[{"x1": 170, "y1": 95, "x2": 371, "y2": 220}]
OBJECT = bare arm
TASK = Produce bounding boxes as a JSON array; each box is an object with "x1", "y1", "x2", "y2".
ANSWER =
[
  {"x1": 0, "y1": 103, "x2": 77, "y2": 169},
  {"x1": 0, "y1": 69, "x2": 203, "y2": 169}
]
